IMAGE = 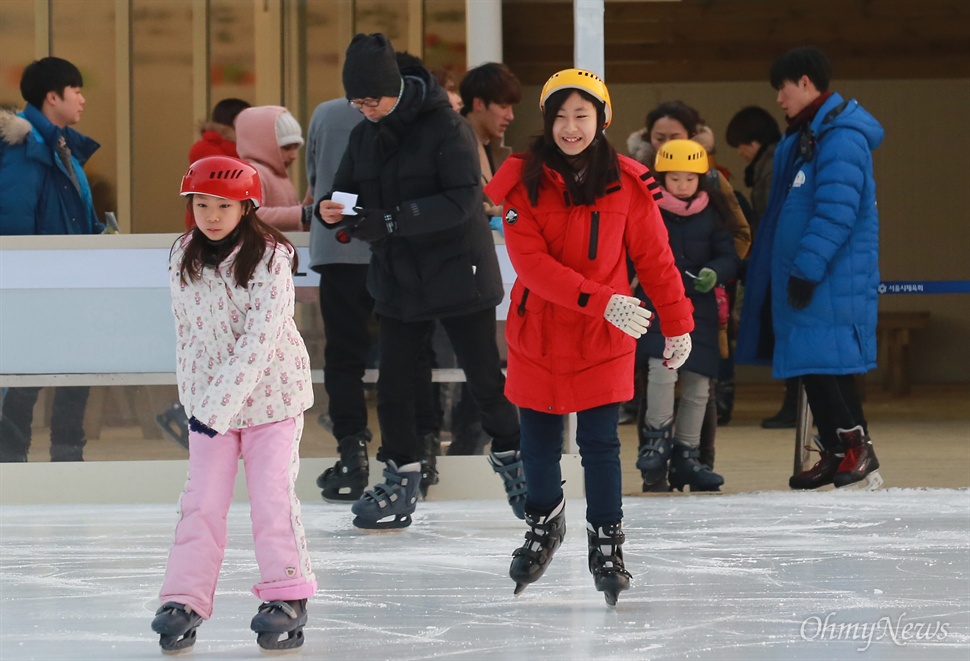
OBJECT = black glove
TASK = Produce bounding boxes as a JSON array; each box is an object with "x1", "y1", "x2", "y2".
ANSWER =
[
  {"x1": 188, "y1": 416, "x2": 218, "y2": 438},
  {"x1": 301, "y1": 205, "x2": 314, "y2": 228},
  {"x1": 345, "y1": 207, "x2": 397, "y2": 242},
  {"x1": 787, "y1": 275, "x2": 816, "y2": 310}
]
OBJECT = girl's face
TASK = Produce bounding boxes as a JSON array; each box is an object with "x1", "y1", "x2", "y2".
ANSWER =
[
  {"x1": 279, "y1": 144, "x2": 300, "y2": 168},
  {"x1": 552, "y1": 91, "x2": 598, "y2": 156},
  {"x1": 192, "y1": 194, "x2": 244, "y2": 241},
  {"x1": 664, "y1": 171, "x2": 700, "y2": 199},
  {"x1": 649, "y1": 116, "x2": 690, "y2": 151}
]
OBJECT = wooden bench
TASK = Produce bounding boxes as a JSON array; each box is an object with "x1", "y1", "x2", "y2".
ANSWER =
[{"x1": 877, "y1": 310, "x2": 930, "y2": 396}]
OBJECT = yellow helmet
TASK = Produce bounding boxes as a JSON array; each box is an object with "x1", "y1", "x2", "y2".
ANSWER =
[
  {"x1": 539, "y1": 68, "x2": 612, "y2": 128},
  {"x1": 654, "y1": 139, "x2": 709, "y2": 174}
]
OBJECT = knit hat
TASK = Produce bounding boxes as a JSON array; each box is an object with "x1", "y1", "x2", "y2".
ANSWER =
[
  {"x1": 275, "y1": 111, "x2": 304, "y2": 148},
  {"x1": 342, "y1": 33, "x2": 402, "y2": 100}
]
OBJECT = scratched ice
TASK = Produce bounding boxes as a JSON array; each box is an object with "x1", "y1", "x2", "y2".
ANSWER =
[{"x1": 1, "y1": 489, "x2": 968, "y2": 660}]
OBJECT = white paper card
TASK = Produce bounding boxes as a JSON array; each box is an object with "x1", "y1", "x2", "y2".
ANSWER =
[{"x1": 332, "y1": 191, "x2": 358, "y2": 215}]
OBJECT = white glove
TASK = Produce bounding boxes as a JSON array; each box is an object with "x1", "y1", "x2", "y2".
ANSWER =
[
  {"x1": 604, "y1": 294, "x2": 652, "y2": 339},
  {"x1": 663, "y1": 333, "x2": 692, "y2": 369}
]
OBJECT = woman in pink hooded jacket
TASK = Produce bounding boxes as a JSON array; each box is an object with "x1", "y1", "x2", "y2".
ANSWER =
[{"x1": 234, "y1": 105, "x2": 313, "y2": 231}]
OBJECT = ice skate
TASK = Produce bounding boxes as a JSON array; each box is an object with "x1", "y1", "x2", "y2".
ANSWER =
[
  {"x1": 151, "y1": 601, "x2": 203, "y2": 653},
  {"x1": 317, "y1": 433, "x2": 369, "y2": 502},
  {"x1": 668, "y1": 439, "x2": 724, "y2": 492},
  {"x1": 789, "y1": 436, "x2": 843, "y2": 490},
  {"x1": 833, "y1": 426, "x2": 883, "y2": 490},
  {"x1": 250, "y1": 599, "x2": 307, "y2": 651},
  {"x1": 418, "y1": 433, "x2": 440, "y2": 499},
  {"x1": 155, "y1": 403, "x2": 189, "y2": 451},
  {"x1": 587, "y1": 522, "x2": 632, "y2": 607},
  {"x1": 488, "y1": 449, "x2": 527, "y2": 520},
  {"x1": 636, "y1": 423, "x2": 672, "y2": 492},
  {"x1": 510, "y1": 498, "x2": 565, "y2": 595},
  {"x1": 351, "y1": 460, "x2": 421, "y2": 530}
]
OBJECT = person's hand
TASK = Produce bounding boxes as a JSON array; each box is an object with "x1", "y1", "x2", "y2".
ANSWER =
[
  {"x1": 316, "y1": 199, "x2": 347, "y2": 226},
  {"x1": 693, "y1": 267, "x2": 717, "y2": 293},
  {"x1": 345, "y1": 207, "x2": 397, "y2": 242},
  {"x1": 604, "y1": 294, "x2": 652, "y2": 339},
  {"x1": 787, "y1": 275, "x2": 816, "y2": 310},
  {"x1": 663, "y1": 333, "x2": 692, "y2": 370},
  {"x1": 188, "y1": 416, "x2": 218, "y2": 438}
]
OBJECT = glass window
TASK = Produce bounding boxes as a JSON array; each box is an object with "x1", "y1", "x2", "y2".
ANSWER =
[
  {"x1": 131, "y1": 0, "x2": 194, "y2": 233},
  {"x1": 0, "y1": 0, "x2": 35, "y2": 109},
  {"x1": 423, "y1": 0, "x2": 466, "y2": 75}
]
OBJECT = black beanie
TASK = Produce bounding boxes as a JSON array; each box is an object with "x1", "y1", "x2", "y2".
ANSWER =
[{"x1": 343, "y1": 33, "x2": 402, "y2": 100}]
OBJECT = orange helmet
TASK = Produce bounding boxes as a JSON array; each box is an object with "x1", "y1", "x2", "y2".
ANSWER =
[{"x1": 180, "y1": 156, "x2": 262, "y2": 207}]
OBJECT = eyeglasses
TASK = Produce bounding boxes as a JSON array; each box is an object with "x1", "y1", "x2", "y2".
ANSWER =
[{"x1": 348, "y1": 98, "x2": 381, "y2": 110}]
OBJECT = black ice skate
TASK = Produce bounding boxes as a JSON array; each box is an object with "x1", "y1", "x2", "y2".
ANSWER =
[
  {"x1": 636, "y1": 423, "x2": 672, "y2": 492},
  {"x1": 832, "y1": 426, "x2": 883, "y2": 490},
  {"x1": 419, "y1": 433, "x2": 440, "y2": 499},
  {"x1": 668, "y1": 439, "x2": 724, "y2": 492},
  {"x1": 317, "y1": 433, "x2": 369, "y2": 502},
  {"x1": 488, "y1": 449, "x2": 527, "y2": 520},
  {"x1": 351, "y1": 461, "x2": 421, "y2": 530},
  {"x1": 151, "y1": 601, "x2": 203, "y2": 653},
  {"x1": 587, "y1": 522, "x2": 633, "y2": 607},
  {"x1": 155, "y1": 402, "x2": 189, "y2": 450},
  {"x1": 789, "y1": 436, "x2": 844, "y2": 490},
  {"x1": 510, "y1": 498, "x2": 565, "y2": 595},
  {"x1": 250, "y1": 599, "x2": 307, "y2": 651}
]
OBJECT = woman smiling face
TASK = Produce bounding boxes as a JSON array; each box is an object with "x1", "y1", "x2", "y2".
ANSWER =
[{"x1": 552, "y1": 91, "x2": 598, "y2": 156}]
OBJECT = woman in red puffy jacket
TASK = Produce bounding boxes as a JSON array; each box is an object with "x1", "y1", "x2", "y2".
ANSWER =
[{"x1": 485, "y1": 69, "x2": 693, "y2": 606}]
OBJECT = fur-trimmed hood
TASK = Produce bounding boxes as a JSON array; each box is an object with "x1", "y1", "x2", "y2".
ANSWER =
[
  {"x1": 0, "y1": 110, "x2": 32, "y2": 146},
  {"x1": 626, "y1": 124, "x2": 717, "y2": 167}
]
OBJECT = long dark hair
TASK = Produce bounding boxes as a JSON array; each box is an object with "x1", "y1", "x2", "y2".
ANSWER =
[
  {"x1": 176, "y1": 198, "x2": 298, "y2": 288},
  {"x1": 522, "y1": 88, "x2": 618, "y2": 207}
]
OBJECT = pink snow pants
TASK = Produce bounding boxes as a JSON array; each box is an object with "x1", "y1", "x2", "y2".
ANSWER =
[{"x1": 159, "y1": 415, "x2": 316, "y2": 619}]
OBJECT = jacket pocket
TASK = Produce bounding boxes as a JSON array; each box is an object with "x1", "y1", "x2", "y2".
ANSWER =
[{"x1": 508, "y1": 281, "x2": 546, "y2": 357}]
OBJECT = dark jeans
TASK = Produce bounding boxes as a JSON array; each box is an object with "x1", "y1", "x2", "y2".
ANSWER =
[
  {"x1": 802, "y1": 374, "x2": 867, "y2": 451},
  {"x1": 519, "y1": 403, "x2": 623, "y2": 527},
  {"x1": 0, "y1": 386, "x2": 90, "y2": 461},
  {"x1": 376, "y1": 308, "x2": 519, "y2": 466}
]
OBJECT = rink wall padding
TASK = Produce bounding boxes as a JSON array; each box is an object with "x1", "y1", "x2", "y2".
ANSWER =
[{"x1": 0, "y1": 455, "x2": 586, "y2": 505}]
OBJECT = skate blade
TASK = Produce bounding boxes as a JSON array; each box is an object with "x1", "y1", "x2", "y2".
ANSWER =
[
  {"x1": 352, "y1": 514, "x2": 412, "y2": 531},
  {"x1": 159, "y1": 631, "x2": 197, "y2": 654},
  {"x1": 513, "y1": 582, "x2": 529, "y2": 596},
  {"x1": 256, "y1": 628, "x2": 304, "y2": 654},
  {"x1": 836, "y1": 470, "x2": 884, "y2": 491},
  {"x1": 603, "y1": 591, "x2": 618, "y2": 608}
]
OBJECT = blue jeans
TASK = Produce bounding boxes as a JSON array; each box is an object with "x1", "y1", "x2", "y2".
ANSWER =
[{"x1": 519, "y1": 403, "x2": 623, "y2": 526}]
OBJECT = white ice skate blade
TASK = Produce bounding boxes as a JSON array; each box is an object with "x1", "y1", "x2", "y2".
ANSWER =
[{"x1": 836, "y1": 470, "x2": 884, "y2": 491}]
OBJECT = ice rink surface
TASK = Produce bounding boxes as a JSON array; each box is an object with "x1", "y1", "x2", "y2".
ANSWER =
[{"x1": 1, "y1": 489, "x2": 968, "y2": 661}]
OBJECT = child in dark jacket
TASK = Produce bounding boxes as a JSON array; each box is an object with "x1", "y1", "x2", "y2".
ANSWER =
[{"x1": 635, "y1": 140, "x2": 740, "y2": 493}]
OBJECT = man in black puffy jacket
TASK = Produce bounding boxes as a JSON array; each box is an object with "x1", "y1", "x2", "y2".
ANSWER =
[{"x1": 315, "y1": 33, "x2": 523, "y2": 530}]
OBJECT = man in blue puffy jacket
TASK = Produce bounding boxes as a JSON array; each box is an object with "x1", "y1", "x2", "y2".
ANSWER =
[
  {"x1": 0, "y1": 57, "x2": 103, "y2": 462},
  {"x1": 737, "y1": 47, "x2": 884, "y2": 491}
]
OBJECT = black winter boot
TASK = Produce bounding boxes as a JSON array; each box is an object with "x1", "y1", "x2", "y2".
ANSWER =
[
  {"x1": 789, "y1": 436, "x2": 843, "y2": 490},
  {"x1": 510, "y1": 498, "x2": 566, "y2": 595},
  {"x1": 636, "y1": 423, "x2": 672, "y2": 492},
  {"x1": 419, "y1": 433, "x2": 440, "y2": 498},
  {"x1": 668, "y1": 439, "x2": 724, "y2": 492},
  {"x1": 587, "y1": 521, "x2": 633, "y2": 607},
  {"x1": 317, "y1": 433, "x2": 369, "y2": 502},
  {"x1": 832, "y1": 426, "x2": 883, "y2": 490}
]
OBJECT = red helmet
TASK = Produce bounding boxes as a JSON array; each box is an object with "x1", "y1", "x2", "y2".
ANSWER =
[{"x1": 180, "y1": 156, "x2": 262, "y2": 207}]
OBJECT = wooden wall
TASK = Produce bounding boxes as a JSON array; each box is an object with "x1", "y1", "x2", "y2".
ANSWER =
[{"x1": 503, "y1": 0, "x2": 970, "y2": 84}]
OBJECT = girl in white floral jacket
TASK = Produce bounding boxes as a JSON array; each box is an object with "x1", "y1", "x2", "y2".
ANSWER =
[{"x1": 151, "y1": 156, "x2": 315, "y2": 654}]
